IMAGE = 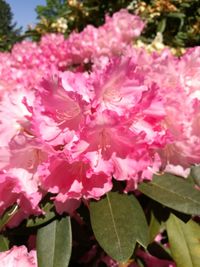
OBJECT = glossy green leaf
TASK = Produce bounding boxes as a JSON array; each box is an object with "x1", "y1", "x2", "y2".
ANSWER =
[
  {"x1": 90, "y1": 192, "x2": 149, "y2": 263},
  {"x1": 166, "y1": 214, "x2": 200, "y2": 267},
  {"x1": 37, "y1": 216, "x2": 72, "y2": 267},
  {"x1": 27, "y1": 203, "x2": 56, "y2": 227},
  {"x1": 138, "y1": 173, "x2": 200, "y2": 215},
  {"x1": 0, "y1": 235, "x2": 9, "y2": 251}
]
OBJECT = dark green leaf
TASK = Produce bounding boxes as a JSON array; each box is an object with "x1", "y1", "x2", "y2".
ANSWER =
[
  {"x1": 90, "y1": 192, "x2": 149, "y2": 263},
  {"x1": 0, "y1": 235, "x2": 9, "y2": 251},
  {"x1": 37, "y1": 216, "x2": 72, "y2": 267},
  {"x1": 138, "y1": 173, "x2": 200, "y2": 215},
  {"x1": 166, "y1": 214, "x2": 200, "y2": 267},
  {"x1": 27, "y1": 203, "x2": 56, "y2": 227}
]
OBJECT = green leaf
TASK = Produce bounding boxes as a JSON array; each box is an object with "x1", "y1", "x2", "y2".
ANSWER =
[
  {"x1": 166, "y1": 214, "x2": 200, "y2": 267},
  {"x1": 0, "y1": 204, "x2": 19, "y2": 231},
  {"x1": 37, "y1": 216, "x2": 72, "y2": 267},
  {"x1": 166, "y1": 12, "x2": 185, "y2": 18},
  {"x1": 157, "y1": 18, "x2": 166, "y2": 33},
  {"x1": 149, "y1": 211, "x2": 162, "y2": 242},
  {"x1": 138, "y1": 173, "x2": 200, "y2": 215},
  {"x1": 27, "y1": 203, "x2": 56, "y2": 227},
  {"x1": 190, "y1": 165, "x2": 200, "y2": 187},
  {"x1": 0, "y1": 235, "x2": 9, "y2": 251},
  {"x1": 90, "y1": 192, "x2": 149, "y2": 263}
]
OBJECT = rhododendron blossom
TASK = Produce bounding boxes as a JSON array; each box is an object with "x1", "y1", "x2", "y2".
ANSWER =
[
  {"x1": 66, "y1": 9, "x2": 145, "y2": 64},
  {"x1": 0, "y1": 246, "x2": 37, "y2": 267},
  {"x1": 0, "y1": 88, "x2": 35, "y2": 145},
  {"x1": 0, "y1": 7, "x2": 200, "y2": 267},
  {"x1": 0, "y1": 37, "x2": 171, "y2": 219},
  {"x1": 141, "y1": 47, "x2": 200, "y2": 173},
  {"x1": 39, "y1": 156, "x2": 112, "y2": 200},
  {"x1": 120, "y1": 45, "x2": 200, "y2": 176},
  {"x1": 0, "y1": 168, "x2": 42, "y2": 227},
  {"x1": 1, "y1": 6, "x2": 199, "y2": 227},
  {"x1": 25, "y1": 55, "x2": 169, "y2": 204},
  {"x1": 30, "y1": 72, "x2": 91, "y2": 147}
]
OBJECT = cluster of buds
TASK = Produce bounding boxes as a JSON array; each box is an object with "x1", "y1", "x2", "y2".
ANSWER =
[
  {"x1": 190, "y1": 20, "x2": 200, "y2": 35},
  {"x1": 135, "y1": 0, "x2": 177, "y2": 19},
  {"x1": 135, "y1": 32, "x2": 186, "y2": 56},
  {"x1": 134, "y1": 32, "x2": 165, "y2": 53},
  {"x1": 31, "y1": 17, "x2": 52, "y2": 35},
  {"x1": 151, "y1": 0, "x2": 177, "y2": 13},
  {"x1": 51, "y1": 17, "x2": 68, "y2": 33}
]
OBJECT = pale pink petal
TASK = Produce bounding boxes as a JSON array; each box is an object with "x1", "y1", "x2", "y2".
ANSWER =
[{"x1": 0, "y1": 246, "x2": 37, "y2": 267}]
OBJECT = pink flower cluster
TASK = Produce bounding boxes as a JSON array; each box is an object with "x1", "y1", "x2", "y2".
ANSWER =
[
  {"x1": 0, "y1": 9, "x2": 144, "y2": 90},
  {"x1": 66, "y1": 9, "x2": 145, "y2": 64},
  {"x1": 0, "y1": 9, "x2": 148, "y2": 225},
  {"x1": 0, "y1": 8, "x2": 200, "y2": 231},
  {"x1": 128, "y1": 46, "x2": 200, "y2": 175},
  {"x1": 0, "y1": 55, "x2": 168, "y2": 225}
]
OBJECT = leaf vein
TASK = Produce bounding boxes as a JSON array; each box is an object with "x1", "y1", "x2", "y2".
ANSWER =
[{"x1": 106, "y1": 193, "x2": 123, "y2": 261}]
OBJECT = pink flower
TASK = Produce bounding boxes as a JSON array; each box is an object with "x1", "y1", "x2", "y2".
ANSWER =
[
  {"x1": 66, "y1": 9, "x2": 145, "y2": 64},
  {"x1": 39, "y1": 34, "x2": 69, "y2": 70},
  {"x1": 31, "y1": 72, "x2": 91, "y2": 147},
  {"x1": 0, "y1": 246, "x2": 37, "y2": 267},
  {"x1": 123, "y1": 46, "x2": 200, "y2": 175},
  {"x1": 38, "y1": 156, "x2": 112, "y2": 201},
  {"x1": 81, "y1": 57, "x2": 169, "y2": 188},
  {"x1": 0, "y1": 88, "x2": 46, "y2": 226},
  {"x1": 0, "y1": 168, "x2": 42, "y2": 227},
  {"x1": 0, "y1": 88, "x2": 35, "y2": 146},
  {"x1": 148, "y1": 47, "x2": 200, "y2": 171},
  {"x1": 91, "y1": 57, "x2": 147, "y2": 115},
  {"x1": 28, "y1": 55, "x2": 170, "y2": 203}
]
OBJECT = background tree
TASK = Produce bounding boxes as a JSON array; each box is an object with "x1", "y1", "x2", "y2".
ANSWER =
[
  {"x1": 136, "y1": 0, "x2": 200, "y2": 47},
  {"x1": 26, "y1": 0, "x2": 132, "y2": 41},
  {"x1": 0, "y1": 0, "x2": 22, "y2": 51},
  {"x1": 27, "y1": 0, "x2": 200, "y2": 48}
]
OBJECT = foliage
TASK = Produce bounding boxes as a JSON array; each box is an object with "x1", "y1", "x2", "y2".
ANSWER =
[
  {"x1": 26, "y1": 0, "x2": 134, "y2": 41},
  {"x1": 0, "y1": 0, "x2": 22, "y2": 51},
  {"x1": 1, "y1": 173, "x2": 200, "y2": 266},
  {"x1": 26, "y1": 0, "x2": 200, "y2": 48},
  {"x1": 136, "y1": 0, "x2": 200, "y2": 47}
]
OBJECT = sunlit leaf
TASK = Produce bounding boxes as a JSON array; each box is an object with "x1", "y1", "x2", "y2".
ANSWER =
[{"x1": 166, "y1": 214, "x2": 200, "y2": 267}]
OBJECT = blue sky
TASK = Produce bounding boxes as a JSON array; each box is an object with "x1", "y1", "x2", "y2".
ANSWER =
[{"x1": 6, "y1": 0, "x2": 46, "y2": 31}]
